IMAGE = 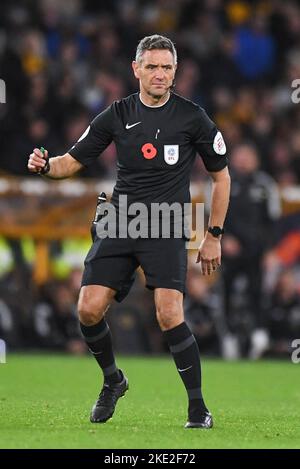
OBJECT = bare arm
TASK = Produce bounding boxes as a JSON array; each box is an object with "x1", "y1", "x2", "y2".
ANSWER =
[
  {"x1": 197, "y1": 166, "x2": 231, "y2": 275},
  {"x1": 28, "y1": 148, "x2": 83, "y2": 179},
  {"x1": 207, "y1": 166, "x2": 231, "y2": 229}
]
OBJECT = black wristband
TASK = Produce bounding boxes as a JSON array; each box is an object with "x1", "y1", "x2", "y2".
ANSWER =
[
  {"x1": 39, "y1": 158, "x2": 50, "y2": 175},
  {"x1": 208, "y1": 226, "x2": 224, "y2": 238}
]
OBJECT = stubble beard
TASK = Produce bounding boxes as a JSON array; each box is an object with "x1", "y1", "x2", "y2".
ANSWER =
[{"x1": 147, "y1": 86, "x2": 170, "y2": 101}]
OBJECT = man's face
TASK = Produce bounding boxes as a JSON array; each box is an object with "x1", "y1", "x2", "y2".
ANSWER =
[
  {"x1": 231, "y1": 146, "x2": 259, "y2": 175},
  {"x1": 132, "y1": 49, "x2": 177, "y2": 99}
]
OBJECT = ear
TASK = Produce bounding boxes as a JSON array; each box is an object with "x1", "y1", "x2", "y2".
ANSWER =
[{"x1": 132, "y1": 61, "x2": 140, "y2": 80}]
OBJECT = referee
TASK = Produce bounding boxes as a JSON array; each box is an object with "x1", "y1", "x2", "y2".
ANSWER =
[{"x1": 28, "y1": 35, "x2": 230, "y2": 429}]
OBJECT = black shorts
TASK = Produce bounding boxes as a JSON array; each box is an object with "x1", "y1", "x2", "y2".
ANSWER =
[{"x1": 81, "y1": 235, "x2": 187, "y2": 302}]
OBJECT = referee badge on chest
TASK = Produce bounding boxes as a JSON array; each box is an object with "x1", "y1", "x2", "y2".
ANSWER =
[{"x1": 164, "y1": 145, "x2": 179, "y2": 165}]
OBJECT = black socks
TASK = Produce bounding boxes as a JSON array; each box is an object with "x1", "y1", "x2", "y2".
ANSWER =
[
  {"x1": 81, "y1": 318, "x2": 208, "y2": 419},
  {"x1": 164, "y1": 322, "x2": 208, "y2": 417},
  {"x1": 80, "y1": 318, "x2": 122, "y2": 385}
]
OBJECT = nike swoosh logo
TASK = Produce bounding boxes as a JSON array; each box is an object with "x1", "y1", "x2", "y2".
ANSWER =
[
  {"x1": 126, "y1": 121, "x2": 141, "y2": 129},
  {"x1": 90, "y1": 349, "x2": 103, "y2": 355},
  {"x1": 178, "y1": 365, "x2": 193, "y2": 373}
]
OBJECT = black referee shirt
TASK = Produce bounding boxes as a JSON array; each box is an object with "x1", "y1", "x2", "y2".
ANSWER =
[{"x1": 69, "y1": 92, "x2": 228, "y2": 208}]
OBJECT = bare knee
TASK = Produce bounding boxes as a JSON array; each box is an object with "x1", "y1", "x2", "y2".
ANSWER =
[
  {"x1": 78, "y1": 285, "x2": 115, "y2": 326},
  {"x1": 156, "y1": 304, "x2": 183, "y2": 330},
  {"x1": 155, "y1": 289, "x2": 184, "y2": 331},
  {"x1": 78, "y1": 304, "x2": 107, "y2": 326}
]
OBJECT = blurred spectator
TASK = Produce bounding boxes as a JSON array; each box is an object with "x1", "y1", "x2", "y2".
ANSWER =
[
  {"x1": 204, "y1": 33, "x2": 243, "y2": 93},
  {"x1": 263, "y1": 211, "x2": 300, "y2": 292},
  {"x1": 9, "y1": 116, "x2": 61, "y2": 175},
  {"x1": 0, "y1": 0, "x2": 299, "y2": 186},
  {"x1": 21, "y1": 30, "x2": 48, "y2": 76},
  {"x1": 265, "y1": 270, "x2": 300, "y2": 358},
  {"x1": 180, "y1": 11, "x2": 222, "y2": 62},
  {"x1": 32, "y1": 280, "x2": 85, "y2": 353},
  {"x1": 232, "y1": 13, "x2": 275, "y2": 81},
  {"x1": 220, "y1": 143, "x2": 281, "y2": 356},
  {"x1": 184, "y1": 264, "x2": 221, "y2": 356},
  {"x1": 108, "y1": 272, "x2": 158, "y2": 354},
  {"x1": 0, "y1": 265, "x2": 34, "y2": 348},
  {"x1": 174, "y1": 58, "x2": 202, "y2": 104},
  {"x1": 0, "y1": 297, "x2": 23, "y2": 350}
]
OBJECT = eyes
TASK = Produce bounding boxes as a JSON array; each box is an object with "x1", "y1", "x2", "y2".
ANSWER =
[{"x1": 145, "y1": 64, "x2": 173, "y2": 71}]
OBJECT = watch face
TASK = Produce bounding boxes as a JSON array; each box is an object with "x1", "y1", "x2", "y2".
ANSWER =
[{"x1": 209, "y1": 227, "x2": 223, "y2": 237}]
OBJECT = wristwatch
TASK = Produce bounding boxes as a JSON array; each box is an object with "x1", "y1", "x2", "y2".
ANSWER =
[{"x1": 207, "y1": 226, "x2": 224, "y2": 238}]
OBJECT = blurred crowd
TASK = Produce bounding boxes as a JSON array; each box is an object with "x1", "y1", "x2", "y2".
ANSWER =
[
  {"x1": 0, "y1": 0, "x2": 300, "y2": 359},
  {"x1": 1, "y1": 0, "x2": 300, "y2": 183}
]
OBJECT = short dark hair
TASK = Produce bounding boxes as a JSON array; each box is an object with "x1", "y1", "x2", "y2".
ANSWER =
[{"x1": 135, "y1": 35, "x2": 177, "y2": 63}]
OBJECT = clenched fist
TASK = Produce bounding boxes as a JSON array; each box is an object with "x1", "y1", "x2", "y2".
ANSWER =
[{"x1": 28, "y1": 148, "x2": 49, "y2": 173}]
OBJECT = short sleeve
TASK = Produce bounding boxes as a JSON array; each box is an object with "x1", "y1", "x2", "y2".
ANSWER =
[
  {"x1": 68, "y1": 105, "x2": 114, "y2": 167},
  {"x1": 192, "y1": 107, "x2": 228, "y2": 172}
]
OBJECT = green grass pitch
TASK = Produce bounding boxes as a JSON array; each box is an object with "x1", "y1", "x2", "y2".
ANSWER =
[{"x1": 0, "y1": 354, "x2": 299, "y2": 449}]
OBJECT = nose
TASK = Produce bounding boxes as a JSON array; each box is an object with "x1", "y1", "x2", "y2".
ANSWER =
[{"x1": 154, "y1": 67, "x2": 164, "y2": 80}]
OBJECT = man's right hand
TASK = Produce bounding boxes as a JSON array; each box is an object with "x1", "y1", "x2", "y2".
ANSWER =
[{"x1": 28, "y1": 148, "x2": 49, "y2": 173}]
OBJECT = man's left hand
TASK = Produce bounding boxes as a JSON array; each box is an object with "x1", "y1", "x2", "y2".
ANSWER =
[{"x1": 196, "y1": 234, "x2": 221, "y2": 275}]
